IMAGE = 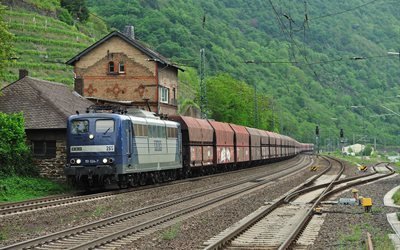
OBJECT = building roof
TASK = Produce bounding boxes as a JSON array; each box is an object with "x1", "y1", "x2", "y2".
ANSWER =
[
  {"x1": 66, "y1": 31, "x2": 184, "y2": 71},
  {"x1": 0, "y1": 76, "x2": 94, "y2": 129}
]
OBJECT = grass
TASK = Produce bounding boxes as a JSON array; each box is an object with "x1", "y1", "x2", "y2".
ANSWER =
[
  {"x1": 0, "y1": 176, "x2": 71, "y2": 203},
  {"x1": 0, "y1": 230, "x2": 7, "y2": 241},
  {"x1": 92, "y1": 205, "x2": 106, "y2": 217},
  {"x1": 337, "y1": 223, "x2": 394, "y2": 250},
  {"x1": 162, "y1": 223, "x2": 181, "y2": 240},
  {"x1": 393, "y1": 190, "x2": 400, "y2": 206}
]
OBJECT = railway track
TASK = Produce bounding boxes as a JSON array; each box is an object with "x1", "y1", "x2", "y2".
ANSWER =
[
  {"x1": 0, "y1": 155, "x2": 315, "y2": 249},
  {"x1": 0, "y1": 156, "x2": 306, "y2": 217},
  {"x1": 203, "y1": 158, "x2": 394, "y2": 250}
]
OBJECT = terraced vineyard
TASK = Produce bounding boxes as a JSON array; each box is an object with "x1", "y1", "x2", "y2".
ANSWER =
[{"x1": 2, "y1": 8, "x2": 106, "y2": 86}]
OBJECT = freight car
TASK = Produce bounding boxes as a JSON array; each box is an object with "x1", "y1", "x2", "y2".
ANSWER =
[{"x1": 64, "y1": 107, "x2": 313, "y2": 188}]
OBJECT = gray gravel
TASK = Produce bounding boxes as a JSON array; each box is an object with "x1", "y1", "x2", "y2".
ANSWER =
[
  {"x1": 117, "y1": 157, "x2": 322, "y2": 249},
  {"x1": 3, "y1": 156, "x2": 393, "y2": 250},
  {"x1": 0, "y1": 156, "x2": 306, "y2": 247},
  {"x1": 116, "y1": 159, "x2": 398, "y2": 250},
  {"x1": 312, "y1": 171, "x2": 400, "y2": 250}
]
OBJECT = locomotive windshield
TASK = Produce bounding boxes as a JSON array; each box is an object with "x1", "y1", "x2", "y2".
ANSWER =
[
  {"x1": 96, "y1": 119, "x2": 114, "y2": 134},
  {"x1": 71, "y1": 120, "x2": 89, "y2": 134}
]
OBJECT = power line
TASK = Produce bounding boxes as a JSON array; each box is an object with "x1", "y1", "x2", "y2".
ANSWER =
[
  {"x1": 245, "y1": 54, "x2": 391, "y2": 66},
  {"x1": 268, "y1": 0, "x2": 322, "y2": 79},
  {"x1": 310, "y1": 0, "x2": 380, "y2": 21}
]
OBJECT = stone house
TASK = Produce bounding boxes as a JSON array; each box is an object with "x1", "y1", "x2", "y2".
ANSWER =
[
  {"x1": 0, "y1": 71, "x2": 93, "y2": 180},
  {"x1": 66, "y1": 27, "x2": 183, "y2": 116}
]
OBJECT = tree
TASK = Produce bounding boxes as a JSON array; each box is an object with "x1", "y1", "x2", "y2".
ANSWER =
[
  {"x1": 0, "y1": 112, "x2": 37, "y2": 177},
  {"x1": 60, "y1": 0, "x2": 89, "y2": 22},
  {"x1": 0, "y1": 4, "x2": 14, "y2": 80}
]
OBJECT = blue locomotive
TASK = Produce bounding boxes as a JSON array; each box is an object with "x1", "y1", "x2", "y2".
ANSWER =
[{"x1": 65, "y1": 108, "x2": 181, "y2": 188}]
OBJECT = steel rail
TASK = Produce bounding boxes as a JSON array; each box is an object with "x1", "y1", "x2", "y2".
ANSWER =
[
  {"x1": 284, "y1": 155, "x2": 332, "y2": 202},
  {"x1": 203, "y1": 155, "x2": 327, "y2": 250},
  {"x1": 203, "y1": 159, "x2": 393, "y2": 250},
  {"x1": 0, "y1": 156, "x2": 305, "y2": 216},
  {"x1": 0, "y1": 156, "x2": 313, "y2": 250},
  {"x1": 279, "y1": 161, "x2": 394, "y2": 249},
  {"x1": 278, "y1": 156, "x2": 345, "y2": 250}
]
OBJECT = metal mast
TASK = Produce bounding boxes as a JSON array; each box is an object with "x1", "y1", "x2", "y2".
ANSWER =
[
  {"x1": 200, "y1": 48, "x2": 207, "y2": 118},
  {"x1": 254, "y1": 84, "x2": 258, "y2": 128}
]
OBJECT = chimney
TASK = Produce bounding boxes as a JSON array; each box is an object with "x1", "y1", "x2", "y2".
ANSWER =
[
  {"x1": 123, "y1": 25, "x2": 135, "y2": 40},
  {"x1": 74, "y1": 77, "x2": 84, "y2": 95},
  {"x1": 19, "y1": 69, "x2": 28, "y2": 79}
]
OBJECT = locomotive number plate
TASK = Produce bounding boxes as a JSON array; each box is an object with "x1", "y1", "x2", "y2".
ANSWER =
[{"x1": 70, "y1": 145, "x2": 115, "y2": 152}]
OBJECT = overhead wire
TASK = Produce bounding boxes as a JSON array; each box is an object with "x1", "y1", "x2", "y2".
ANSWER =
[
  {"x1": 244, "y1": 54, "x2": 392, "y2": 66},
  {"x1": 309, "y1": 0, "x2": 380, "y2": 21},
  {"x1": 267, "y1": 0, "x2": 320, "y2": 79}
]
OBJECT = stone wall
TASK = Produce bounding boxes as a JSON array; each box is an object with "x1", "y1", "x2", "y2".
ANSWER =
[
  {"x1": 26, "y1": 129, "x2": 67, "y2": 182},
  {"x1": 33, "y1": 140, "x2": 66, "y2": 181}
]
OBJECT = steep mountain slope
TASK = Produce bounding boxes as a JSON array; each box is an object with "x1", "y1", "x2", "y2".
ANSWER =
[
  {"x1": 1, "y1": 1, "x2": 107, "y2": 85},
  {"x1": 87, "y1": 0, "x2": 400, "y2": 146}
]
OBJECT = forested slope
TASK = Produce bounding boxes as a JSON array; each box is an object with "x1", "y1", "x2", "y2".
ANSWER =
[
  {"x1": 88, "y1": 0, "x2": 400, "y2": 147},
  {"x1": 2, "y1": 0, "x2": 399, "y2": 148}
]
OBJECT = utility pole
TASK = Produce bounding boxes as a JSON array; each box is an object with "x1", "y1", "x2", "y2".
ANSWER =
[
  {"x1": 315, "y1": 125, "x2": 319, "y2": 154},
  {"x1": 199, "y1": 48, "x2": 207, "y2": 118}
]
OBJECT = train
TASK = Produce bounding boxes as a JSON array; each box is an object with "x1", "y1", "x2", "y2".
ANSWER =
[{"x1": 64, "y1": 107, "x2": 313, "y2": 188}]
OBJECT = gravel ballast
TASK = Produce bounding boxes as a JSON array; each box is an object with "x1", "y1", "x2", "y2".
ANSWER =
[{"x1": 2, "y1": 156, "x2": 397, "y2": 250}]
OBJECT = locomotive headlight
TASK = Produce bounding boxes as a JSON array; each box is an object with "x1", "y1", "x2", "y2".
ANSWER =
[
  {"x1": 70, "y1": 159, "x2": 76, "y2": 164},
  {"x1": 76, "y1": 159, "x2": 82, "y2": 164},
  {"x1": 89, "y1": 134, "x2": 94, "y2": 140},
  {"x1": 102, "y1": 158, "x2": 108, "y2": 164}
]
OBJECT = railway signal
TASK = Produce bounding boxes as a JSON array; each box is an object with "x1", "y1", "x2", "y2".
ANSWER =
[{"x1": 315, "y1": 125, "x2": 319, "y2": 136}]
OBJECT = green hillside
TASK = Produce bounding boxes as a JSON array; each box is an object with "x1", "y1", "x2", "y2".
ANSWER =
[
  {"x1": 1, "y1": 0, "x2": 400, "y2": 149},
  {"x1": 1, "y1": 1, "x2": 107, "y2": 85},
  {"x1": 87, "y1": 0, "x2": 400, "y2": 147}
]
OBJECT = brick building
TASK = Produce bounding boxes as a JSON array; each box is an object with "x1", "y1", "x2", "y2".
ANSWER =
[
  {"x1": 66, "y1": 27, "x2": 183, "y2": 116},
  {"x1": 0, "y1": 72, "x2": 93, "y2": 180}
]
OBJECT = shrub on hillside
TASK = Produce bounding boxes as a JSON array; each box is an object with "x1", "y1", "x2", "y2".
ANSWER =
[
  {"x1": 60, "y1": 0, "x2": 89, "y2": 22},
  {"x1": 0, "y1": 112, "x2": 38, "y2": 177},
  {"x1": 57, "y1": 7, "x2": 74, "y2": 25}
]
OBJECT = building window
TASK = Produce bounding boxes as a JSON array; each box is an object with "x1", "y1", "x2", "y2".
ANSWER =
[
  {"x1": 31, "y1": 141, "x2": 56, "y2": 158},
  {"x1": 108, "y1": 61, "x2": 115, "y2": 73},
  {"x1": 159, "y1": 86, "x2": 169, "y2": 103},
  {"x1": 119, "y1": 62, "x2": 125, "y2": 73}
]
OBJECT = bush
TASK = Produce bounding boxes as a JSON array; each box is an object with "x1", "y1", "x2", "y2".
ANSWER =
[
  {"x1": 57, "y1": 7, "x2": 74, "y2": 25},
  {"x1": 363, "y1": 144, "x2": 373, "y2": 156},
  {"x1": 0, "y1": 176, "x2": 70, "y2": 202},
  {"x1": 0, "y1": 112, "x2": 38, "y2": 177}
]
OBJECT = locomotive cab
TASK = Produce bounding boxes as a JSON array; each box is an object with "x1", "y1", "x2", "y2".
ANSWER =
[{"x1": 65, "y1": 113, "x2": 127, "y2": 187}]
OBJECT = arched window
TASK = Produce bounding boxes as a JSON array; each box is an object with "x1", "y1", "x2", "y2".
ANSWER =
[
  {"x1": 108, "y1": 61, "x2": 115, "y2": 73},
  {"x1": 119, "y1": 62, "x2": 125, "y2": 73}
]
